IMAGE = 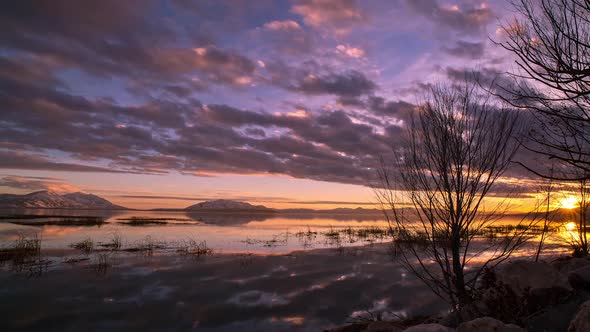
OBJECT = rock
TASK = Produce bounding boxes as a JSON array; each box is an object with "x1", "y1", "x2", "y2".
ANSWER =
[
  {"x1": 568, "y1": 265, "x2": 590, "y2": 289},
  {"x1": 495, "y1": 260, "x2": 572, "y2": 296},
  {"x1": 366, "y1": 321, "x2": 403, "y2": 332},
  {"x1": 402, "y1": 323, "x2": 454, "y2": 332},
  {"x1": 457, "y1": 317, "x2": 525, "y2": 332},
  {"x1": 524, "y1": 289, "x2": 590, "y2": 332},
  {"x1": 552, "y1": 257, "x2": 590, "y2": 274},
  {"x1": 569, "y1": 300, "x2": 590, "y2": 332},
  {"x1": 324, "y1": 324, "x2": 367, "y2": 332}
]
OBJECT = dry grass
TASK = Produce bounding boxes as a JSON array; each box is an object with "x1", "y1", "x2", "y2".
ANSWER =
[
  {"x1": 123, "y1": 235, "x2": 166, "y2": 256},
  {"x1": 118, "y1": 217, "x2": 168, "y2": 226},
  {"x1": 0, "y1": 234, "x2": 42, "y2": 265},
  {"x1": 177, "y1": 240, "x2": 213, "y2": 258},
  {"x1": 69, "y1": 237, "x2": 94, "y2": 254},
  {"x1": 11, "y1": 216, "x2": 104, "y2": 226},
  {"x1": 98, "y1": 233, "x2": 122, "y2": 250},
  {"x1": 0, "y1": 234, "x2": 47, "y2": 276}
]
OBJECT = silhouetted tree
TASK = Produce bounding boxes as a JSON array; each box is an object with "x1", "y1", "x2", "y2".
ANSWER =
[
  {"x1": 376, "y1": 83, "x2": 531, "y2": 314},
  {"x1": 567, "y1": 177, "x2": 590, "y2": 256},
  {"x1": 499, "y1": 0, "x2": 590, "y2": 181}
]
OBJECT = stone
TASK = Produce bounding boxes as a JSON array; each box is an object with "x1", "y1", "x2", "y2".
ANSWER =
[
  {"x1": 568, "y1": 300, "x2": 590, "y2": 332},
  {"x1": 552, "y1": 257, "x2": 590, "y2": 274},
  {"x1": 568, "y1": 265, "x2": 590, "y2": 290},
  {"x1": 402, "y1": 323, "x2": 454, "y2": 332},
  {"x1": 525, "y1": 291, "x2": 590, "y2": 332},
  {"x1": 323, "y1": 323, "x2": 366, "y2": 332},
  {"x1": 366, "y1": 321, "x2": 404, "y2": 332},
  {"x1": 495, "y1": 260, "x2": 571, "y2": 296},
  {"x1": 457, "y1": 317, "x2": 525, "y2": 332}
]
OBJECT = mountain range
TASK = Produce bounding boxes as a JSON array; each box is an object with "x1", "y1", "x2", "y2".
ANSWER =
[
  {"x1": 0, "y1": 191, "x2": 381, "y2": 213},
  {"x1": 0, "y1": 191, "x2": 125, "y2": 209}
]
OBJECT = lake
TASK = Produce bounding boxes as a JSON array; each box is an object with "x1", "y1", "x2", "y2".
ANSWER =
[
  {"x1": 0, "y1": 209, "x2": 575, "y2": 331},
  {"x1": 0, "y1": 209, "x2": 392, "y2": 254}
]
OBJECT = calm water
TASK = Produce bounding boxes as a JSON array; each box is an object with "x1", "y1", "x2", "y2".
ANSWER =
[
  {"x1": 0, "y1": 209, "x2": 391, "y2": 253},
  {"x1": 0, "y1": 209, "x2": 576, "y2": 331}
]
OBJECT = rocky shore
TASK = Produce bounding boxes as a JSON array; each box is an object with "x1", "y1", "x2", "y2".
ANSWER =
[{"x1": 326, "y1": 256, "x2": 590, "y2": 332}]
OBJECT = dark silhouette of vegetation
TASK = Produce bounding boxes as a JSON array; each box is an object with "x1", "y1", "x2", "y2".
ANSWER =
[
  {"x1": 500, "y1": 0, "x2": 590, "y2": 257},
  {"x1": 69, "y1": 237, "x2": 94, "y2": 254},
  {"x1": 566, "y1": 179, "x2": 590, "y2": 256},
  {"x1": 0, "y1": 234, "x2": 41, "y2": 267},
  {"x1": 499, "y1": 0, "x2": 590, "y2": 181},
  {"x1": 376, "y1": 82, "x2": 534, "y2": 315}
]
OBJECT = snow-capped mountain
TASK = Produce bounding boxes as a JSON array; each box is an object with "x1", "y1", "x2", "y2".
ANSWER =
[
  {"x1": 0, "y1": 191, "x2": 125, "y2": 209},
  {"x1": 185, "y1": 199, "x2": 273, "y2": 211},
  {"x1": 62, "y1": 192, "x2": 124, "y2": 209}
]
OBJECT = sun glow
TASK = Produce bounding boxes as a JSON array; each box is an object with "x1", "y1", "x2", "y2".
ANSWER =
[
  {"x1": 560, "y1": 196, "x2": 579, "y2": 209},
  {"x1": 565, "y1": 221, "x2": 577, "y2": 231}
]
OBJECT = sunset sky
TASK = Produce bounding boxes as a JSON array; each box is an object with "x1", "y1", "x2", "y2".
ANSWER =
[{"x1": 0, "y1": 0, "x2": 551, "y2": 209}]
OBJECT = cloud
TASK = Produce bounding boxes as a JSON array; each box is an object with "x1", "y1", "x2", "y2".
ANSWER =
[
  {"x1": 336, "y1": 44, "x2": 366, "y2": 58},
  {"x1": 264, "y1": 20, "x2": 302, "y2": 31},
  {"x1": 291, "y1": 0, "x2": 368, "y2": 34},
  {"x1": 366, "y1": 96, "x2": 415, "y2": 117},
  {"x1": 294, "y1": 70, "x2": 376, "y2": 97},
  {"x1": 0, "y1": 151, "x2": 139, "y2": 174},
  {"x1": 406, "y1": 0, "x2": 494, "y2": 35},
  {"x1": 443, "y1": 40, "x2": 485, "y2": 59},
  {"x1": 0, "y1": 1, "x2": 260, "y2": 93},
  {"x1": 257, "y1": 20, "x2": 314, "y2": 55},
  {"x1": 0, "y1": 175, "x2": 79, "y2": 193}
]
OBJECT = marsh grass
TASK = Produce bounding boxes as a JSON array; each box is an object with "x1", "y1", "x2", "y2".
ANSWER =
[
  {"x1": 69, "y1": 237, "x2": 94, "y2": 254},
  {"x1": 0, "y1": 234, "x2": 42, "y2": 265},
  {"x1": 123, "y1": 235, "x2": 166, "y2": 256},
  {"x1": 176, "y1": 240, "x2": 213, "y2": 258},
  {"x1": 117, "y1": 217, "x2": 193, "y2": 222},
  {"x1": 98, "y1": 233, "x2": 122, "y2": 250},
  {"x1": 63, "y1": 257, "x2": 90, "y2": 264},
  {"x1": 10, "y1": 216, "x2": 104, "y2": 226},
  {"x1": 0, "y1": 234, "x2": 47, "y2": 276},
  {"x1": 0, "y1": 214, "x2": 100, "y2": 220},
  {"x1": 118, "y1": 217, "x2": 168, "y2": 226}
]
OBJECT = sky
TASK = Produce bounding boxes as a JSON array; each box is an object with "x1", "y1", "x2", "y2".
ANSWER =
[{"x1": 0, "y1": 0, "x2": 550, "y2": 209}]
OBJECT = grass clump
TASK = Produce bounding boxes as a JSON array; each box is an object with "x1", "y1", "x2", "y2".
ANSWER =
[
  {"x1": 177, "y1": 240, "x2": 213, "y2": 257},
  {"x1": 69, "y1": 237, "x2": 94, "y2": 254},
  {"x1": 10, "y1": 216, "x2": 104, "y2": 226},
  {"x1": 0, "y1": 234, "x2": 42, "y2": 266},
  {"x1": 118, "y1": 217, "x2": 168, "y2": 226},
  {"x1": 124, "y1": 235, "x2": 166, "y2": 256},
  {"x1": 98, "y1": 233, "x2": 123, "y2": 250}
]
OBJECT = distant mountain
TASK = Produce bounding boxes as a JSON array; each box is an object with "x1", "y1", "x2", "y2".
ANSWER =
[
  {"x1": 185, "y1": 199, "x2": 274, "y2": 212},
  {"x1": 62, "y1": 192, "x2": 125, "y2": 209},
  {"x1": 0, "y1": 191, "x2": 126, "y2": 209},
  {"x1": 183, "y1": 199, "x2": 381, "y2": 215},
  {"x1": 280, "y1": 207, "x2": 381, "y2": 214}
]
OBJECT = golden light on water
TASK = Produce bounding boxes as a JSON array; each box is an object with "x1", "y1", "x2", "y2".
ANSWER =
[
  {"x1": 565, "y1": 221, "x2": 577, "y2": 231},
  {"x1": 560, "y1": 196, "x2": 579, "y2": 209}
]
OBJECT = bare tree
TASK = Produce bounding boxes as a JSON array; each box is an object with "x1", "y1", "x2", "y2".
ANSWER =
[
  {"x1": 498, "y1": 0, "x2": 590, "y2": 180},
  {"x1": 534, "y1": 173, "x2": 558, "y2": 261},
  {"x1": 376, "y1": 83, "x2": 532, "y2": 313},
  {"x1": 567, "y1": 178, "x2": 590, "y2": 256}
]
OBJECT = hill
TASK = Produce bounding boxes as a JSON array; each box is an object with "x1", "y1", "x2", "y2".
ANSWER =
[
  {"x1": 0, "y1": 191, "x2": 126, "y2": 209},
  {"x1": 185, "y1": 199, "x2": 274, "y2": 213}
]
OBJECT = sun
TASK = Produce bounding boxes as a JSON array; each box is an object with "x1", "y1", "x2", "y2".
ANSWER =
[{"x1": 560, "y1": 196, "x2": 579, "y2": 209}]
